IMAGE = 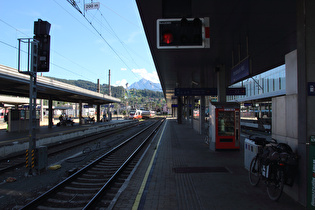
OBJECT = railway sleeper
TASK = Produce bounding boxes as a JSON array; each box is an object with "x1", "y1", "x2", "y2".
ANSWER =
[
  {"x1": 117, "y1": 173, "x2": 129, "y2": 180},
  {"x1": 63, "y1": 186, "x2": 101, "y2": 192},
  {"x1": 92, "y1": 164, "x2": 119, "y2": 169},
  {"x1": 101, "y1": 194, "x2": 116, "y2": 202},
  {"x1": 81, "y1": 173, "x2": 112, "y2": 179},
  {"x1": 121, "y1": 168, "x2": 133, "y2": 174},
  {"x1": 38, "y1": 205, "x2": 82, "y2": 210},
  {"x1": 77, "y1": 177, "x2": 111, "y2": 183},
  {"x1": 87, "y1": 169, "x2": 118, "y2": 174},
  {"x1": 44, "y1": 197, "x2": 88, "y2": 208},
  {"x1": 108, "y1": 182, "x2": 123, "y2": 189},
  {"x1": 97, "y1": 161, "x2": 121, "y2": 167},
  {"x1": 56, "y1": 191, "x2": 95, "y2": 199},
  {"x1": 52, "y1": 192, "x2": 95, "y2": 201},
  {"x1": 115, "y1": 177, "x2": 127, "y2": 184},
  {"x1": 70, "y1": 181, "x2": 105, "y2": 188}
]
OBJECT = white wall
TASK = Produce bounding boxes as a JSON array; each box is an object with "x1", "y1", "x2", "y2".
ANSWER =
[{"x1": 272, "y1": 50, "x2": 299, "y2": 201}]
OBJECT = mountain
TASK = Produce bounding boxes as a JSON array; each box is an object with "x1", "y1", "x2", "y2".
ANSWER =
[{"x1": 129, "y1": 78, "x2": 162, "y2": 92}]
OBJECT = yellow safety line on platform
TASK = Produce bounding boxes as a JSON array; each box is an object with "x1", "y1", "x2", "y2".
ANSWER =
[
  {"x1": 132, "y1": 120, "x2": 167, "y2": 210},
  {"x1": 0, "y1": 127, "x2": 84, "y2": 145},
  {"x1": 0, "y1": 137, "x2": 28, "y2": 145}
]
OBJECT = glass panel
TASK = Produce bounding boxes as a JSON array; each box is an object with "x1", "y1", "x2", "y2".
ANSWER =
[{"x1": 218, "y1": 111, "x2": 235, "y2": 136}]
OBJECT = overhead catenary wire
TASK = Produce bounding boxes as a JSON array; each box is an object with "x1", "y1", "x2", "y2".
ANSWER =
[
  {"x1": 0, "y1": 17, "x2": 98, "y2": 81},
  {"x1": 0, "y1": 2, "x2": 161, "y2": 90},
  {"x1": 60, "y1": 0, "x2": 143, "y2": 84},
  {"x1": 64, "y1": 0, "x2": 159, "y2": 90}
]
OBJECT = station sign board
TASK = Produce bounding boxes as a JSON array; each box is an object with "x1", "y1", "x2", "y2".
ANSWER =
[
  {"x1": 231, "y1": 57, "x2": 250, "y2": 84},
  {"x1": 175, "y1": 88, "x2": 246, "y2": 96},
  {"x1": 226, "y1": 87, "x2": 246, "y2": 95},
  {"x1": 104, "y1": 105, "x2": 114, "y2": 108},
  {"x1": 244, "y1": 103, "x2": 253, "y2": 107},
  {"x1": 175, "y1": 88, "x2": 217, "y2": 96}
]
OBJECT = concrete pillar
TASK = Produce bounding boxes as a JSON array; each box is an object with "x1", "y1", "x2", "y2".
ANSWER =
[
  {"x1": 40, "y1": 99, "x2": 43, "y2": 122},
  {"x1": 48, "y1": 97, "x2": 53, "y2": 128},
  {"x1": 190, "y1": 96, "x2": 193, "y2": 125},
  {"x1": 185, "y1": 96, "x2": 189, "y2": 121},
  {"x1": 217, "y1": 65, "x2": 226, "y2": 102},
  {"x1": 79, "y1": 101, "x2": 82, "y2": 125},
  {"x1": 177, "y1": 96, "x2": 182, "y2": 124},
  {"x1": 200, "y1": 96, "x2": 205, "y2": 135},
  {"x1": 297, "y1": 0, "x2": 315, "y2": 206},
  {"x1": 97, "y1": 104, "x2": 101, "y2": 122},
  {"x1": 192, "y1": 96, "x2": 195, "y2": 128}
]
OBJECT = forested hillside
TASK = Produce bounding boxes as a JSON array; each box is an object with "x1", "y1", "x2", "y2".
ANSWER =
[{"x1": 49, "y1": 77, "x2": 166, "y2": 110}]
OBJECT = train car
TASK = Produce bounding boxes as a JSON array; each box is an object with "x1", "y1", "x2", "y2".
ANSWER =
[
  {"x1": 129, "y1": 110, "x2": 142, "y2": 120},
  {"x1": 140, "y1": 110, "x2": 151, "y2": 119},
  {"x1": 0, "y1": 109, "x2": 8, "y2": 119},
  {"x1": 150, "y1": 110, "x2": 156, "y2": 118}
]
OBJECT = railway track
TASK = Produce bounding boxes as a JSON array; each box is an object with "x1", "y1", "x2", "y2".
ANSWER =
[
  {"x1": 19, "y1": 118, "x2": 164, "y2": 209},
  {"x1": 0, "y1": 121, "x2": 141, "y2": 174}
]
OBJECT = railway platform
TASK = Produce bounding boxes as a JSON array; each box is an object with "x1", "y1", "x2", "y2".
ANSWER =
[
  {"x1": 113, "y1": 118, "x2": 304, "y2": 210},
  {"x1": 0, "y1": 119, "x2": 130, "y2": 158}
]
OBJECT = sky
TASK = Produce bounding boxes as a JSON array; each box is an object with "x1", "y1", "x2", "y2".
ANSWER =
[{"x1": 0, "y1": 0, "x2": 160, "y2": 90}]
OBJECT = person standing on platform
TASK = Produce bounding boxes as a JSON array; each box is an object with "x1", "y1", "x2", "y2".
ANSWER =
[{"x1": 4, "y1": 114, "x2": 8, "y2": 132}]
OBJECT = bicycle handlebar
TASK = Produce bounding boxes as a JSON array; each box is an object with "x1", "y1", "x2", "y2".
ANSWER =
[{"x1": 248, "y1": 135, "x2": 277, "y2": 146}]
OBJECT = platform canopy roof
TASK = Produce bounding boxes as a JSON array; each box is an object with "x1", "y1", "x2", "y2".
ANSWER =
[
  {"x1": 0, "y1": 64, "x2": 120, "y2": 105},
  {"x1": 136, "y1": 0, "x2": 297, "y2": 105}
]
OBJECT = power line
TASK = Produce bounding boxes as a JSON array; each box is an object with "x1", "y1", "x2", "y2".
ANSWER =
[
  {"x1": 100, "y1": 2, "x2": 141, "y2": 29},
  {"x1": 0, "y1": 18, "x2": 30, "y2": 37},
  {"x1": 0, "y1": 40, "x2": 18, "y2": 50},
  {"x1": 63, "y1": 1, "x2": 160, "y2": 90},
  {"x1": 54, "y1": 0, "x2": 144, "y2": 84},
  {"x1": 0, "y1": 17, "x2": 100, "y2": 81},
  {"x1": 65, "y1": 1, "x2": 143, "y2": 82},
  {"x1": 0, "y1": 39, "x2": 95, "y2": 80}
]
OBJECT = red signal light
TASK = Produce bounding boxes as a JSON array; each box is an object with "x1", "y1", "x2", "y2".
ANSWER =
[{"x1": 162, "y1": 32, "x2": 173, "y2": 44}]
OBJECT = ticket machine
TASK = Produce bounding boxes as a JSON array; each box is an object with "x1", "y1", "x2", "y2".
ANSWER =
[{"x1": 209, "y1": 102, "x2": 240, "y2": 150}]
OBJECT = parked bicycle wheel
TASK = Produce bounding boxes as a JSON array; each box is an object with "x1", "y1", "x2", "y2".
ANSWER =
[
  {"x1": 249, "y1": 157, "x2": 261, "y2": 186},
  {"x1": 267, "y1": 170, "x2": 285, "y2": 201},
  {"x1": 204, "y1": 135, "x2": 209, "y2": 145}
]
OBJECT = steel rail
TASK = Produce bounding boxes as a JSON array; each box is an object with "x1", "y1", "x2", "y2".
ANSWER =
[
  {"x1": 0, "y1": 121, "x2": 139, "y2": 174},
  {"x1": 19, "y1": 119, "x2": 163, "y2": 209},
  {"x1": 83, "y1": 118, "x2": 164, "y2": 209}
]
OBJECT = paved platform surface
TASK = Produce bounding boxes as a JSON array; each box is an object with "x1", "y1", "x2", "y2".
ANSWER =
[{"x1": 114, "y1": 119, "x2": 305, "y2": 210}]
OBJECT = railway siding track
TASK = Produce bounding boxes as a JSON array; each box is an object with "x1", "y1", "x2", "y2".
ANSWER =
[{"x1": 20, "y1": 118, "x2": 164, "y2": 209}]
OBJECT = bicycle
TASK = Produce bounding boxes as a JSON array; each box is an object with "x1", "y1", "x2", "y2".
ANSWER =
[{"x1": 248, "y1": 136, "x2": 298, "y2": 201}]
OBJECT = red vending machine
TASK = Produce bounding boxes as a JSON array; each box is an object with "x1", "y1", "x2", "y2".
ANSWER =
[{"x1": 209, "y1": 102, "x2": 240, "y2": 150}]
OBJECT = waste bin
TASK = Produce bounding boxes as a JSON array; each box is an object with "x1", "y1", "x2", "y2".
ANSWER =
[{"x1": 244, "y1": 138, "x2": 261, "y2": 170}]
